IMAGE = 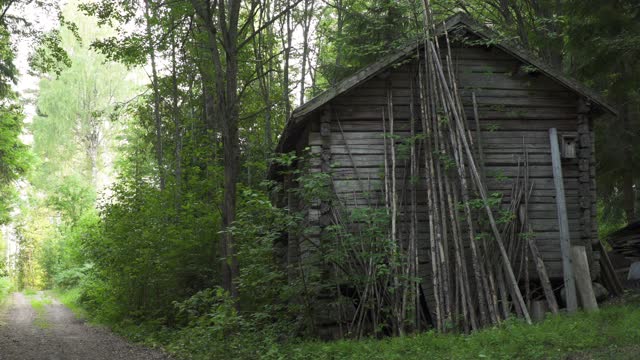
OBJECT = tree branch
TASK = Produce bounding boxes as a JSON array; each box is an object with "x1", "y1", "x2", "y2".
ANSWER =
[{"x1": 237, "y1": 0, "x2": 303, "y2": 51}]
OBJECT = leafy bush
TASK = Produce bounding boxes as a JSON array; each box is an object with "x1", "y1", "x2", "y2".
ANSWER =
[
  {"x1": 166, "y1": 287, "x2": 286, "y2": 360},
  {"x1": 0, "y1": 276, "x2": 12, "y2": 303},
  {"x1": 53, "y1": 263, "x2": 93, "y2": 289},
  {"x1": 0, "y1": 258, "x2": 8, "y2": 278}
]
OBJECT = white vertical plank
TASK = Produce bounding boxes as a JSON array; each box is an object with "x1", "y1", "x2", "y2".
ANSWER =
[
  {"x1": 549, "y1": 127, "x2": 578, "y2": 312},
  {"x1": 571, "y1": 245, "x2": 598, "y2": 311}
]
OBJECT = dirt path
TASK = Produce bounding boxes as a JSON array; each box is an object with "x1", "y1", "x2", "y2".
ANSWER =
[{"x1": 0, "y1": 292, "x2": 172, "y2": 360}]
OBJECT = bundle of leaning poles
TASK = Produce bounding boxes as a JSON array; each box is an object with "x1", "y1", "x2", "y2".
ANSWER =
[
  {"x1": 397, "y1": 0, "x2": 561, "y2": 332},
  {"x1": 326, "y1": 0, "x2": 565, "y2": 336}
]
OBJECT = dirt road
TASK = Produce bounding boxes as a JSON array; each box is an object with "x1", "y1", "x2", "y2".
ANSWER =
[{"x1": 0, "y1": 292, "x2": 171, "y2": 360}]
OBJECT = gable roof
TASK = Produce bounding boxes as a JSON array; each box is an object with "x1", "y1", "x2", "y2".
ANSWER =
[{"x1": 274, "y1": 13, "x2": 617, "y2": 155}]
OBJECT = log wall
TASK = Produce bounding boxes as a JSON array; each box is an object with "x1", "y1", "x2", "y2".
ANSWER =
[{"x1": 302, "y1": 43, "x2": 598, "y2": 287}]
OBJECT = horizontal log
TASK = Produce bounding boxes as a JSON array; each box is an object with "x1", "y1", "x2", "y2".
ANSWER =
[
  {"x1": 462, "y1": 95, "x2": 576, "y2": 108},
  {"x1": 352, "y1": 84, "x2": 575, "y2": 101},
  {"x1": 329, "y1": 180, "x2": 582, "y2": 199},
  {"x1": 308, "y1": 152, "x2": 580, "y2": 170},
  {"x1": 309, "y1": 130, "x2": 579, "y2": 146},
  {"x1": 333, "y1": 193, "x2": 584, "y2": 208},
  {"x1": 456, "y1": 71, "x2": 564, "y2": 91},
  {"x1": 314, "y1": 161, "x2": 579, "y2": 179},
  {"x1": 333, "y1": 93, "x2": 577, "y2": 112},
  {"x1": 487, "y1": 178, "x2": 579, "y2": 190},
  {"x1": 449, "y1": 46, "x2": 518, "y2": 61},
  {"x1": 309, "y1": 143, "x2": 554, "y2": 156},
  {"x1": 309, "y1": 134, "x2": 552, "y2": 147}
]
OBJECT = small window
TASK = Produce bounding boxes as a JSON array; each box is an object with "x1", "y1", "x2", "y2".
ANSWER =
[{"x1": 561, "y1": 135, "x2": 577, "y2": 159}]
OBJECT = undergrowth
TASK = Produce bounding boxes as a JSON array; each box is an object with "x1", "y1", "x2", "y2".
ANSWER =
[
  {"x1": 55, "y1": 286, "x2": 640, "y2": 360},
  {"x1": 23, "y1": 288, "x2": 37, "y2": 296},
  {"x1": 53, "y1": 287, "x2": 88, "y2": 320},
  {"x1": 0, "y1": 277, "x2": 12, "y2": 304},
  {"x1": 281, "y1": 303, "x2": 640, "y2": 360},
  {"x1": 29, "y1": 293, "x2": 52, "y2": 329}
]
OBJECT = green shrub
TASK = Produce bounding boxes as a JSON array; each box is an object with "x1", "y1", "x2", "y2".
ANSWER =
[
  {"x1": 280, "y1": 304, "x2": 640, "y2": 360},
  {"x1": 166, "y1": 287, "x2": 286, "y2": 360},
  {"x1": 53, "y1": 263, "x2": 93, "y2": 289},
  {"x1": 0, "y1": 276, "x2": 12, "y2": 303}
]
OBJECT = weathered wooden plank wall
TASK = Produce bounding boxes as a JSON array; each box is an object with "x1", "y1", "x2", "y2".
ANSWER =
[{"x1": 301, "y1": 42, "x2": 597, "y2": 293}]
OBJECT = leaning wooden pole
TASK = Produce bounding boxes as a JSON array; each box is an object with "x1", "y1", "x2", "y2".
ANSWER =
[
  {"x1": 426, "y1": 40, "x2": 531, "y2": 324},
  {"x1": 417, "y1": 57, "x2": 442, "y2": 331},
  {"x1": 387, "y1": 84, "x2": 404, "y2": 335},
  {"x1": 409, "y1": 77, "x2": 420, "y2": 329},
  {"x1": 549, "y1": 127, "x2": 578, "y2": 313}
]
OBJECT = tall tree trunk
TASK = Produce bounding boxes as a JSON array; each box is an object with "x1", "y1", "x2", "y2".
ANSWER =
[
  {"x1": 191, "y1": 0, "x2": 241, "y2": 300},
  {"x1": 281, "y1": 0, "x2": 293, "y2": 118},
  {"x1": 253, "y1": 2, "x2": 273, "y2": 153},
  {"x1": 144, "y1": 0, "x2": 165, "y2": 190},
  {"x1": 333, "y1": 0, "x2": 344, "y2": 84},
  {"x1": 221, "y1": 0, "x2": 242, "y2": 301},
  {"x1": 299, "y1": 0, "x2": 313, "y2": 106},
  {"x1": 171, "y1": 22, "x2": 183, "y2": 207},
  {"x1": 87, "y1": 135, "x2": 99, "y2": 186}
]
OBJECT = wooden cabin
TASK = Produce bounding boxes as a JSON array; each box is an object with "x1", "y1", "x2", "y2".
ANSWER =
[{"x1": 270, "y1": 14, "x2": 616, "y2": 330}]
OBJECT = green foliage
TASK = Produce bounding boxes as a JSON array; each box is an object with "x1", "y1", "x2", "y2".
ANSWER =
[
  {"x1": 485, "y1": 123, "x2": 500, "y2": 132},
  {"x1": 30, "y1": 8, "x2": 134, "y2": 190},
  {"x1": 0, "y1": 276, "x2": 13, "y2": 304},
  {"x1": 46, "y1": 175, "x2": 96, "y2": 226},
  {"x1": 29, "y1": 295, "x2": 52, "y2": 311},
  {"x1": 280, "y1": 303, "x2": 640, "y2": 360},
  {"x1": 0, "y1": 26, "x2": 17, "y2": 98},
  {"x1": 53, "y1": 263, "x2": 93, "y2": 290},
  {"x1": 232, "y1": 187, "x2": 292, "y2": 310},
  {"x1": 315, "y1": 0, "x2": 421, "y2": 86},
  {"x1": 14, "y1": 201, "x2": 56, "y2": 290},
  {"x1": 29, "y1": 293, "x2": 53, "y2": 329},
  {"x1": 164, "y1": 287, "x2": 289, "y2": 360},
  {"x1": 465, "y1": 192, "x2": 503, "y2": 211},
  {"x1": 566, "y1": 0, "x2": 640, "y2": 221},
  {"x1": 53, "y1": 286, "x2": 88, "y2": 319},
  {"x1": 597, "y1": 200, "x2": 627, "y2": 240},
  {"x1": 0, "y1": 26, "x2": 31, "y2": 223},
  {"x1": 28, "y1": 29, "x2": 72, "y2": 76},
  {"x1": 53, "y1": 284, "x2": 640, "y2": 360}
]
